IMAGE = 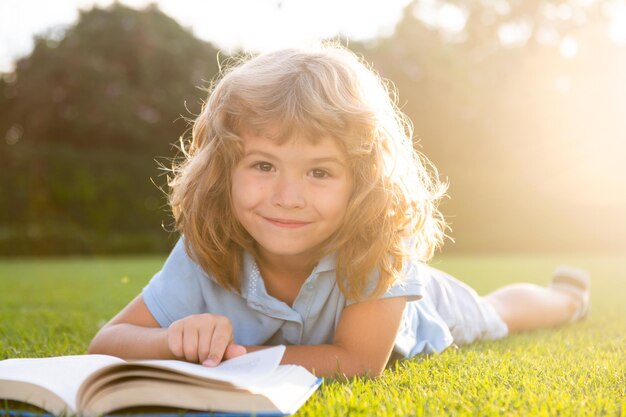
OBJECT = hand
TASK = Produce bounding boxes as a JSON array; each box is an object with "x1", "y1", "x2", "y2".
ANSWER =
[{"x1": 167, "y1": 314, "x2": 247, "y2": 366}]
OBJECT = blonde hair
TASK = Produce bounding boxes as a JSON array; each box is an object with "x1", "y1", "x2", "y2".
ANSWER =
[{"x1": 168, "y1": 44, "x2": 448, "y2": 301}]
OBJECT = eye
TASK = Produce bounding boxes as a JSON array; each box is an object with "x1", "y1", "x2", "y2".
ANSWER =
[
  {"x1": 254, "y1": 162, "x2": 274, "y2": 172},
  {"x1": 310, "y1": 168, "x2": 331, "y2": 179}
]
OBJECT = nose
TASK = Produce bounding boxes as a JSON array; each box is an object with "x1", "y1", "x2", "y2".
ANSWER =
[{"x1": 271, "y1": 174, "x2": 306, "y2": 209}]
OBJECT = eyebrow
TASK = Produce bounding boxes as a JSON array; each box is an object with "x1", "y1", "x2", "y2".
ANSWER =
[{"x1": 244, "y1": 150, "x2": 347, "y2": 167}]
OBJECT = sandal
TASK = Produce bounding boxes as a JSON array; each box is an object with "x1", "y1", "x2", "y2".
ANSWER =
[{"x1": 549, "y1": 265, "x2": 591, "y2": 323}]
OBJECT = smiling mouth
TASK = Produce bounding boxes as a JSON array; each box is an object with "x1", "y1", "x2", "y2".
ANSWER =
[{"x1": 264, "y1": 217, "x2": 312, "y2": 229}]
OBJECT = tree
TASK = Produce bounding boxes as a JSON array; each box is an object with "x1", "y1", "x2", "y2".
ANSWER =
[
  {"x1": 0, "y1": 3, "x2": 222, "y2": 254},
  {"x1": 357, "y1": 0, "x2": 626, "y2": 252}
]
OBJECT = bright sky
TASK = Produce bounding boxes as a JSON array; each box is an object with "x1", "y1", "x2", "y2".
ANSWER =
[{"x1": 0, "y1": 0, "x2": 412, "y2": 73}]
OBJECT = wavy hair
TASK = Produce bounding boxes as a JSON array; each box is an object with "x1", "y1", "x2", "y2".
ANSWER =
[{"x1": 168, "y1": 44, "x2": 448, "y2": 301}]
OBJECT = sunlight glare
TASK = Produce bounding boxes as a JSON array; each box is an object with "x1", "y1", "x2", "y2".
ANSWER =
[
  {"x1": 536, "y1": 26, "x2": 560, "y2": 45},
  {"x1": 497, "y1": 19, "x2": 533, "y2": 46},
  {"x1": 604, "y1": 0, "x2": 626, "y2": 44},
  {"x1": 555, "y1": 74, "x2": 573, "y2": 93},
  {"x1": 413, "y1": 0, "x2": 467, "y2": 34},
  {"x1": 560, "y1": 35, "x2": 579, "y2": 58}
]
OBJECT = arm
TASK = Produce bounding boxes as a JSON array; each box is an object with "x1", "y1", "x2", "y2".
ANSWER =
[
  {"x1": 88, "y1": 295, "x2": 245, "y2": 363},
  {"x1": 246, "y1": 296, "x2": 407, "y2": 378},
  {"x1": 90, "y1": 294, "x2": 406, "y2": 378}
]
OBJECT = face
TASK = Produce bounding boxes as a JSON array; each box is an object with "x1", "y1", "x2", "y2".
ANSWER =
[{"x1": 231, "y1": 132, "x2": 353, "y2": 263}]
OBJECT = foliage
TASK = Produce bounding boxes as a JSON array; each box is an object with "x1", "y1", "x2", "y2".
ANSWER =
[
  {"x1": 1, "y1": 3, "x2": 218, "y2": 152},
  {"x1": 1, "y1": 1, "x2": 625, "y2": 254},
  {"x1": 0, "y1": 3, "x2": 220, "y2": 254},
  {"x1": 0, "y1": 255, "x2": 624, "y2": 416},
  {"x1": 0, "y1": 143, "x2": 178, "y2": 254},
  {"x1": 355, "y1": 0, "x2": 626, "y2": 253}
]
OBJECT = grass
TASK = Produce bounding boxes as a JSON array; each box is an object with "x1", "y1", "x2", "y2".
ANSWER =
[{"x1": 0, "y1": 254, "x2": 624, "y2": 416}]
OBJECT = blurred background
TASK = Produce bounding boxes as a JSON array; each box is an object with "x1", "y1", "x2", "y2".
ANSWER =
[{"x1": 0, "y1": 0, "x2": 624, "y2": 256}]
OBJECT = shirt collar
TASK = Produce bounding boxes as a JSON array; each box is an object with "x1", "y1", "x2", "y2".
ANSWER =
[
  {"x1": 240, "y1": 251, "x2": 336, "y2": 300},
  {"x1": 312, "y1": 253, "x2": 336, "y2": 274}
]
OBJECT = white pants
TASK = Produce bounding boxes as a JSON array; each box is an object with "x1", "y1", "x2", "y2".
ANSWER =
[{"x1": 394, "y1": 264, "x2": 509, "y2": 358}]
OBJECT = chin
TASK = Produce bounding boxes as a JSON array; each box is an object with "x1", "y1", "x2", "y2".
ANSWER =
[
  {"x1": 266, "y1": 247, "x2": 310, "y2": 256},
  {"x1": 258, "y1": 242, "x2": 316, "y2": 257}
]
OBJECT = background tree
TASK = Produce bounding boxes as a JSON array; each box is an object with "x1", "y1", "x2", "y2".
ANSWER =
[
  {"x1": 0, "y1": 3, "x2": 221, "y2": 254},
  {"x1": 356, "y1": 0, "x2": 626, "y2": 253},
  {"x1": 1, "y1": 0, "x2": 624, "y2": 255}
]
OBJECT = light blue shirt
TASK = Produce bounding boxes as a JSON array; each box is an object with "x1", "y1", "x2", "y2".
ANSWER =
[{"x1": 143, "y1": 238, "x2": 454, "y2": 359}]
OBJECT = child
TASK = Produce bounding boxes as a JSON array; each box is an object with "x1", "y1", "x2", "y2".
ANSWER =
[{"x1": 88, "y1": 45, "x2": 590, "y2": 378}]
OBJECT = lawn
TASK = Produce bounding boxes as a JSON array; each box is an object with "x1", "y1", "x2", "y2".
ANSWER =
[{"x1": 0, "y1": 254, "x2": 624, "y2": 416}]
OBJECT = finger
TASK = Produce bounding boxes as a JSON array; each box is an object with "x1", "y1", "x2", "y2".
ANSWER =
[
  {"x1": 167, "y1": 323, "x2": 184, "y2": 358},
  {"x1": 223, "y1": 344, "x2": 247, "y2": 360},
  {"x1": 197, "y1": 325, "x2": 213, "y2": 364},
  {"x1": 203, "y1": 318, "x2": 232, "y2": 367},
  {"x1": 182, "y1": 325, "x2": 200, "y2": 363}
]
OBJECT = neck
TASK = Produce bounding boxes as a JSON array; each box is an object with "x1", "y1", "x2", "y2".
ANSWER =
[
  {"x1": 255, "y1": 249, "x2": 316, "y2": 282},
  {"x1": 254, "y1": 248, "x2": 319, "y2": 306}
]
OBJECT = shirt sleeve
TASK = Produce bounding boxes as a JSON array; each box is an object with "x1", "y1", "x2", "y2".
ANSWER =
[
  {"x1": 142, "y1": 237, "x2": 210, "y2": 328},
  {"x1": 346, "y1": 260, "x2": 425, "y2": 305},
  {"x1": 382, "y1": 261, "x2": 425, "y2": 301}
]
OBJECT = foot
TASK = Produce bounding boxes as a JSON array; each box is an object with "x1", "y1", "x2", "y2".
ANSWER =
[{"x1": 549, "y1": 265, "x2": 591, "y2": 323}]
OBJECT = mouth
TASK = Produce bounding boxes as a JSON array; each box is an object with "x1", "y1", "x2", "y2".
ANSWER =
[{"x1": 263, "y1": 217, "x2": 313, "y2": 229}]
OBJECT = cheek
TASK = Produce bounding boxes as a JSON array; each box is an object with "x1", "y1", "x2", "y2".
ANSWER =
[
  {"x1": 319, "y1": 183, "x2": 352, "y2": 219},
  {"x1": 230, "y1": 172, "x2": 248, "y2": 213},
  {"x1": 231, "y1": 171, "x2": 263, "y2": 212}
]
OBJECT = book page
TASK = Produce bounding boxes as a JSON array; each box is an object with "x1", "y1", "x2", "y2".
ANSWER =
[
  {"x1": 133, "y1": 345, "x2": 286, "y2": 386},
  {"x1": 83, "y1": 359, "x2": 320, "y2": 416},
  {"x1": 0, "y1": 354, "x2": 125, "y2": 411},
  {"x1": 247, "y1": 365, "x2": 322, "y2": 414}
]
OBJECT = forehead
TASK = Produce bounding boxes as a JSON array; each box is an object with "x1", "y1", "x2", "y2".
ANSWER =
[{"x1": 240, "y1": 130, "x2": 348, "y2": 158}]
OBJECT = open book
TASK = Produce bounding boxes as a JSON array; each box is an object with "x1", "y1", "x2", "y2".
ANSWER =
[{"x1": 0, "y1": 346, "x2": 321, "y2": 417}]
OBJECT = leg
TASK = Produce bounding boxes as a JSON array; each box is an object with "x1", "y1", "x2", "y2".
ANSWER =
[
  {"x1": 485, "y1": 265, "x2": 590, "y2": 334},
  {"x1": 485, "y1": 283, "x2": 580, "y2": 334}
]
